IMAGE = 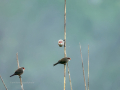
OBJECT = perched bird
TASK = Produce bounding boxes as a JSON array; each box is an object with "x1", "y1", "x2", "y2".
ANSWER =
[
  {"x1": 53, "y1": 57, "x2": 71, "y2": 66},
  {"x1": 10, "y1": 67, "x2": 25, "y2": 77}
]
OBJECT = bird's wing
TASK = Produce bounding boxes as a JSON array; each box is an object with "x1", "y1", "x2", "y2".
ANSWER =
[
  {"x1": 14, "y1": 68, "x2": 23, "y2": 75},
  {"x1": 58, "y1": 59, "x2": 66, "y2": 64}
]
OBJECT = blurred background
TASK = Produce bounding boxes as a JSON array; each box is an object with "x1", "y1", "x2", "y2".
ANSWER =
[{"x1": 0, "y1": 0, "x2": 120, "y2": 90}]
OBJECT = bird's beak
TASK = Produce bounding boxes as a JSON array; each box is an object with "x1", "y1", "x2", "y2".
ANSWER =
[{"x1": 69, "y1": 58, "x2": 71, "y2": 61}]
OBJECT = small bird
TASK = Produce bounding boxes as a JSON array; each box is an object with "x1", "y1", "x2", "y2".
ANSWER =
[
  {"x1": 53, "y1": 57, "x2": 71, "y2": 66},
  {"x1": 10, "y1": 67, "x2": 25, "y2": 77}
]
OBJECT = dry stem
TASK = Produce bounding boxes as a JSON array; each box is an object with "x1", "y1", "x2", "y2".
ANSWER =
[
  {"x1": 16, "y1": 52, "x2": 24, "y2": 90},
  {"x1": 79, "y1": 43, "x2": 87, "y2": 90},
  {"x1": 67, "y1": 63, "x2": 72, "y2": 90},
  {"x1": 16, "y1": 52, "x2": 19, "y2": 68},
  {"x1": 64, "y1": 64, "x2": 66, "y2": 90},
  {"x1": 64, "y1": 0, "x2": 66, "y2": 90},
  {"x1": 88, "y1": 45, "x2": 89, "y2": 90},
  {"x1": 0, "y1": 75, "x2": 8, "y2": 90}
]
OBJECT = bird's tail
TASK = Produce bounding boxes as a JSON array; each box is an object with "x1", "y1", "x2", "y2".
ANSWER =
[
  {"x1": 53, "y1": 62, "x2": 59, "y2": 66},
  {"x1": 10, "y1": 74, "x2": 15, "y2": 77}
]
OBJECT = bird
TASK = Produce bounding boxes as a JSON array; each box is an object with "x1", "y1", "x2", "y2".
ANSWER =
[
  {"x1": 10, "y1": 67, "x2": 25, "y2": 77},
  {"x1": 53, "y1": 57, "x2": 71, "y2": 66}
]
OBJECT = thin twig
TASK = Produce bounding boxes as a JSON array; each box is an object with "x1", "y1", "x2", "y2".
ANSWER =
[
  {"x1": 16, "y1": 53, "x2": 24, "y2": 90},
  {"x1": 16, "y1": 52, "x2": 19, "y2": 68},
  {"x1": 88, "y1": 45, "x2": 89, "y2": 90},
  {"x1": 64, "y1": 0, "x2": 66, "y2": 90},
  {"x1": 64, "y1": 1, "x2": 66, "y2": 56},
  {"x1": 79, "y1": 43, "x2": 87, "y2": 90},
  {"x1": 64, "y1": 64, "x2": 66, "y2": 90},
  {"x1": 19, "y1": 76, "x2": 24, "y2": 90},
  {"x1": 67, "y1": 63, "x2": 72, "y2": 90},
  {"x1": 0, "y1": 75, "x2": 8, "y2": 90}
]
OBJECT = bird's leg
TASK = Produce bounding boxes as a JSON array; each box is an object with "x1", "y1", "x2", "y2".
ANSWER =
[{"x1": 19, "y1": 75, "x2": 21, "y2": 78}]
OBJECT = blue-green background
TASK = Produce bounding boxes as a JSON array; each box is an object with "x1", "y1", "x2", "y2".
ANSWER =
[{"x1": 0, "y1": 0, "x2": 120, "y2": 90}]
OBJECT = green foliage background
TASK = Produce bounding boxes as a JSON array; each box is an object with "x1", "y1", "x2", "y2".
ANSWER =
[{"x1": 0, "y1": 0, "x2": 120, "y2": 90}]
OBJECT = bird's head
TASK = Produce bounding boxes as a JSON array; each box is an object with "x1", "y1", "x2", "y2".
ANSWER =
[
  {"x1": 67, "y1": 57, "x2": 71, "y2": 61},
  {"x1": 22, "y1": 67, "x2": 25, "y2": 71}
]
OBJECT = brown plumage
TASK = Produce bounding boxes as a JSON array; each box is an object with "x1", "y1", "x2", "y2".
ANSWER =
[
  {"x1": 10, "y1": 67, "x2": 25, "y2": 77},
  {"x1": 53, "y1": 57, "x2": 71, "y2": 66}
]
